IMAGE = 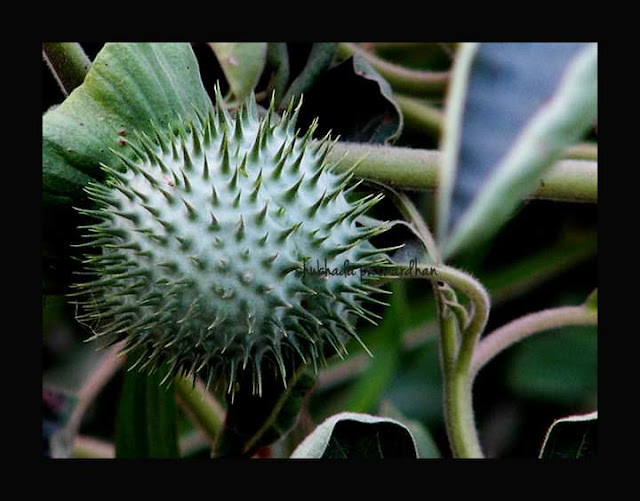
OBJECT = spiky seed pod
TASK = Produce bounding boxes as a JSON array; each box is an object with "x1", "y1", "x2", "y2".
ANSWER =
[{"x1": 72, "y1": 88, "x2": 391, "y2": 397}]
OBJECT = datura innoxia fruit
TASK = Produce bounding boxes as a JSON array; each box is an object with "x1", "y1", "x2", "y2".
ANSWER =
[{"x1": 72, "y1": 88, "x2": 395, "y2": 397}]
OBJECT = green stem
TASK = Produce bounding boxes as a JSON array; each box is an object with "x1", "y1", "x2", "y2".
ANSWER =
[
  {"x1": 336, "y1": 43, "x2": 450, "y2": 97},
  {"x1": 42, "y1": 42, "x2": 91, "y2": 96},
  {"x1": 324, "y1": 141, "x2": 598, "y2": 203},
  {"x1": 389, "y1": 263, "x2": 489, "y2": 458},
  {"x1": 394, "y1": 94, "x2": 443, "y2": 138},
  {"x1": 174, "y1": 376, "x2": 225, "y2": 446},
  {"x1": 471, "y1": 305, "x2": 597, "y2": 378}
]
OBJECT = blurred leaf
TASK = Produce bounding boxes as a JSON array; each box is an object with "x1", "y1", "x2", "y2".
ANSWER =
[
  {"x1": 280, "y1": 43, "x2": 337, "y2": 107},
  {"x1": 291, "y1": 412, "x2": 417, "y2": 458},
  {"x1": 380, "y1": 401, "x2": 440, "y2": 458},
  {"x1": 585, "y1": 289, "x2": 597, "y2": 312},
  {"x1": 115, "y1": 357, "x2": 179, "y2": 458},
  {"x1": 342, "y1": 281, "x2": 408, "y2": 413},
  {"x1": 209, "y1": 43, "x2": 267, "y2": 102},
  {"x1": 438, "y1": 43, "x2": 597, "y2": 258},
  {"x1": 266, "y1": 43, "x2": 290, "y2": 106},
  {"x1": 506, "y1": 325, "x2": 597, "y2": 405},
  {"x1": 296, "y1": 56, "x2": 403, "y2": 144},
  {"x1": 540, "y1": 411, "x2": 597, "y2": 458},
  {"x1": 214, "y1": 365, "x2": 316, "y2": 457}
]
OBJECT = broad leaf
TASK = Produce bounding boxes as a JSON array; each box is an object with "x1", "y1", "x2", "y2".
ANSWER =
[
  {"x1": 214, "y1": 365, "x2": 316, "y2": 457},
  {"x1": 115, "y1": 356, "x2": 179, "y2": 458},
  {"x1": 540, "y1": 411, "x2": 597, "y2": 458},
  {"x1": 42, "y1": 43, "x2": 213, "y2": 292},
  {"x1": 380, "y1": 401, "x2": 440, "y2": 458},
  {"x1": 291, "y1": 412, "x2": 418, "y2": 458},
  {"x1": 438, "y1": 43, "x2": 597, "y2": 258},
  {"x1": 506, "y1": 325, "x2": 597, "y2": 405},
  {"x1": 296, "y1": 55, "x2": 403, "y2": 145},
  {"x1": 209, "y1": 43, "x2": 267, "y2": 103},
  {"x1": 43, "y1": 42, "x2": 213, "y2": 208}
]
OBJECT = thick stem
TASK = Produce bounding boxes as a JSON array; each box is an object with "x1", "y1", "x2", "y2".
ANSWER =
[
  {"x1": 471, "y1": 306, "x2": 597, "y2": 378},
  {"x1": 325, "y1": 142, "x2": 598, "y2": 203},
  {"x1": 42, "y1": 43, "x2": 91, "y2": 96},
  {"x1": 174, "y1": 376, "x2": 225, "y2": 446},
  {"x1": 336, "y1": 43, "x2": 450, "y2": 97}
]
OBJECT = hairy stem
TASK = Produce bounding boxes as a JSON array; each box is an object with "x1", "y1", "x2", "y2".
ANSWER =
[
  {"x1": 324, "y1": 142, "x2": 598, "y2": 203},
  {"x1": 174, "y1": 376, "x2": 225, "y2": 446},
  {"x1": 394, "y1": 94, "x2": 443, "y2": 138},
  {"x1": 336, "y1": 43, "x2": 450, "y2": 97},
  {"x1": 471, "y1": 305, "x2": 598, "y2": 378},
  {"x1": 42, "y1": 42, "x2": 91, "y2": 96},
  {"x1": 389, "y1": 263, "x2": 489, "y2": 458}
]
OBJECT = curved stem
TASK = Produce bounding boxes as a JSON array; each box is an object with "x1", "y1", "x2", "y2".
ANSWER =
[
  {"x1": 42, "y1": 43, "x2": 91, "y2": 96},
  {"x1": 66, "y1": 343, "x2": 124, "y2": 438},
  {"x1": 471, "y1": 305, "x2": 597, "y2": 378},
  {"x1": 388, "y1": 262, "x2": 489, "y2": 458},
  {"x1": 174, "y1": 375, "x2": 225, "y2": 446},
  {"x1": 324, "y1": 141, "x2": 598, "y2": 203},
  {"x1": 336, "y1": 43, "x2": 450, "y2": 97},
  {"x1": 394, "y1": 94, "x2": 443, "y2": 139}
]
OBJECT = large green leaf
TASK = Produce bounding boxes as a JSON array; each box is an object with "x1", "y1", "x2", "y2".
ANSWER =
[
  {"x1": 506, "y1": 325, "x2": 597, "y2": 405},
  {"x1": 42, "y1": 43, "x2": 213, "y2": 293},
  {"x1": 43, "y1": 42, "x2": 213, "y2": 207},
  {"x1": 437, "y1": 43, "x2": 597, "y2": 258},
  {"x1": 208, "y1": 43, "x2": 267, "y2": 103},
  {"x1": 291, "y1": 412, "x2": 418, "y2": 458},
  {"x1": 115, "y1": 357, "x2": 179, "y2": 458},
  {"x1": 540, "y1": 411, "x2": 597, "y2": 458},
  {"x1": 214, "y1": 365, "x2": 317, "y2": 457}
]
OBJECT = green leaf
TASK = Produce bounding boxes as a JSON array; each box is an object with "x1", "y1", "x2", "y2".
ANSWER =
[
  {"x1": 380, "y1": 401, "x2": 440, "y2": 458},
  {"x1": 280, "y1": 43, "x2": 337, "y2": 108},
  {"x1": 115, "y1": 357, "x2": 179, "y2": 458},
  {"x1": 214, "y1": 365, "x2": 316, "y2": 457},
  {"x1": 266, "y1": 43, "x2": 290, "y2": 107},
  {"x1": 506, "y1": 325, "x2": 597, "y2": 405},
  {"x1": 540, "y1": 411, "x2": 597, "y2": 458},
  {"x1": 209, "y1": 42, "x2": 267, "y2": 103},
  {"x1": 42, "y1": 43, "x2": 212, "y2": 292},
  {"x1": 43, "y1": 42, "x2": 212, "y2": 207},
  {"x1": 291, "y1": 412, "x2": 418, "y2": 458},
  {"x1": 438, "y1": 43, "x2": 597, "y2": 258},
  {"x1": 342, "y1": 281, "x2": 408, "y2": 413}
]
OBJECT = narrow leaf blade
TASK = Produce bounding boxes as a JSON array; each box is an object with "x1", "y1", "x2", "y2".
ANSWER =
[
  {"x1": 214, "y1": 366, "x2": 316, "y2": 457},
  {"x1": 115, "y1": 356, "x2": 179, "y2": 458}
]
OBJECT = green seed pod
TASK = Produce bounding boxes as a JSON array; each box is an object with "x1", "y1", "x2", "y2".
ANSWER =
[{"x1": 72, "y1": 87, "x2": 391, "y2": 397}]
